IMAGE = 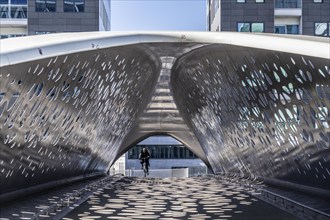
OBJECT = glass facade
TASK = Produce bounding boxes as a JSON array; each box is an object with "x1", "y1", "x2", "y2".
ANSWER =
[
  {"x1": 64, "y1": 0, "x2": 84, "y2": 12},
  {"x1": 275, "y1": 0, "x2": 301, "y2": 8},
  {"x1": 128, "y1": 145, "x2": 198, "y2": 160},
  {"x1": 36, "y1": 0, "x2": 56, "y2": 12},
  {"x1": 0, "y1": 0, "x2": 27, "y2": 18}
]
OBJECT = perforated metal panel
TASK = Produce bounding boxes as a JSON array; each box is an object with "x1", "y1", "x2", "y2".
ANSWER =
[{"x1": 0, "y1": 32, "x2": 329, "y2": 193}]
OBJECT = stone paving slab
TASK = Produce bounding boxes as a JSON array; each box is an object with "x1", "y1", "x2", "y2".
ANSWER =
[{"x1": 64, "y1": 176, "x2": 298, "y2": 220}]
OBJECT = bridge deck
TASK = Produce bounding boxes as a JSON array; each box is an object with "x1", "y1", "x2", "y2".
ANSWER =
[
  {"x1": 64, "y1": 176, "x2": 297, "y2": 220},
  {"x1": 2, "y1": 176, "x2": 329, "y2": 219}
]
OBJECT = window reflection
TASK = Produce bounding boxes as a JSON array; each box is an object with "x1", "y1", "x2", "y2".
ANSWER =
[
  {"x1": 36, "y1": 0, "x2": 56, "y2": 12},
  {"x1": 238, "y1": 23, "x2": 250, "y2": 32},
  {"x1": 252, "y1": 23, "x2": 264, "y2": 32},
  {"x1": 0, "y1": 0, "x2": 27, "y2": 18},
  {"x1": 275, "y1": 25, "x2": 299, "y2": 34},
  {"x1": 10, "y1": 5, "x2": 26, "y2": 18},
  {"x1": 64, "y1": 0, "x2": 84, "y2": 12},
  {"x1": 315, "y1": 23, "x2": 328, "y2": 36}
]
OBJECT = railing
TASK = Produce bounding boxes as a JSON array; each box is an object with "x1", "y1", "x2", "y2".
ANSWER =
[
  {"x1": 275, "y1": 0, "x2": 301, "y2": 8},
  {"x1": 259, "y1": 189, "x2": 330, "y2": 220},
  {"x1": 213, "y1": 173, "x2": 330, "y2": 220}
]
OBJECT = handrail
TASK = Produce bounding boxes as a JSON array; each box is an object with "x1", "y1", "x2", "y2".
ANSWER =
[
  {"x1": 213, "y1": 174, "x2": 330, "y2": 219},
  {"x1": 260, "y1": 188, "x2": 330, "y2": 218}
]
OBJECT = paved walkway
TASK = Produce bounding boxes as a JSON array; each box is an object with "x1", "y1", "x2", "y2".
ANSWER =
[
  {"x1": 0, "y1": 176, "x2": 105, "y2": 220},
  {"x1": 64, "y1": 176, "x2": 298, "y2": 220}
]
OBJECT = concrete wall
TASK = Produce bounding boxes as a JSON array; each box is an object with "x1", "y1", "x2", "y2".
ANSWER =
[{"x1": 27, "y1": 0, "x2": 99, "y2": 35}]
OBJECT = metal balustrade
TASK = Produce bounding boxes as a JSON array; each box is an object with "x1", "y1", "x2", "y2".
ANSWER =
[
  {"x1": 213, "y1": 174, "x2": 330, "y2": 220},
  {"x1": 259, "y1": 189, "x2": 330, "y2": 220}
]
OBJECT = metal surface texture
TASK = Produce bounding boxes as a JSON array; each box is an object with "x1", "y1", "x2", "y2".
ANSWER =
[{"x1": 0, "y1": 32, "x2": 329, "y2": 194}]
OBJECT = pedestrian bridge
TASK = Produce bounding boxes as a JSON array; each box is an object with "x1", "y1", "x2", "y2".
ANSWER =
[{"x1": 0, "y1": 32, "x2": 329, "y2": 200}]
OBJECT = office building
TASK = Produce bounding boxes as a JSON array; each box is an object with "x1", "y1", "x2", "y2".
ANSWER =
[
  {"x1": 207, "y1": 0, "x2": 330, "y2": 36},
  {"x1": 28, "y1": 0, "x2": 110, "y2": 35},
  {"x1": 0, "y1": 0, "x2": 27, "y2": 39},
  {"x1": 0, "y1": 0, "x2": 110, "y2": 38},
  {"x1": 126, "y1": 136, "x2": 206, "y2": 171}
]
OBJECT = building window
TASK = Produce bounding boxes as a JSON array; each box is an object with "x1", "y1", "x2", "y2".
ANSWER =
[
  {"x1": 237, "y1": 0, "x2": 246, "y2": 3},
  {"x1": 35, "y1": 31, "x2": 55, "y2": 35},
  {"x1": 36, "y1": 0, "x2": 56, "y2": 12},
  {"x1": 313, "y1": 0, "x2": 322, "y2": 2},
  {"x1": 1, "y1": 0, "x2": 27, "y2": 18},
  {"x1": 238, "y1": 22, "x2": 264, "y2": 32},
  {"x1": 11, "y1": 0, "x2": 27, "y2": 3},
  {"x1": 315, "y1": 23, "x2": 328, "y2": 36},
  {"x1": 275, "y1": 0, "x2": 301, "y2": 8},
  {"x1": 275, "y1": 25, "x2": 299, "y2": 34},
  {"x1": 256, "y1": 0, "x2": 265, "y2": 2},
  {"x1": 238, "y1": 23, "x2": 250, "y2": 32},
  {"x1": 286, "y1": 25, "x2": 299, "y2": 34},
  {"x1": 10, "y1": 6, "x2": 27, "y2": 18},
  {"x1": 1, "y1": 34, "x2": 26, "y2": 39},
  {"x1": 252, "y1": 23, "x2": 264, "y2": 32},
  {"x1": 275, "y1": 26, "x2": 285, "y2": 34},
  {"x1": 64, "y1": 0, "x2": 84, "y2": 12},
  {"x1": 128, "y1": 145, "x2": 198, "y2": 159},
  {"x1": 0, "y1": 5, "x2": 9, "y2": 18}
]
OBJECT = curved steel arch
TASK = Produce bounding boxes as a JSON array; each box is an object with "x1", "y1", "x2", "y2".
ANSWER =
[{"x1": 0, "y1": 32, "x2": 329, "y2": 195}]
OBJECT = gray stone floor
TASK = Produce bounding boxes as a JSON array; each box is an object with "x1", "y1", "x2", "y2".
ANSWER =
[{"x1": 64, "y1": 176, "x2": 298, "y2": 220}]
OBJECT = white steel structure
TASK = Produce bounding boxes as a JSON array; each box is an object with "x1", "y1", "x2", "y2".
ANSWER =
[{"x1": 0, "y1": 32, "x2": 329, "y2": 202}]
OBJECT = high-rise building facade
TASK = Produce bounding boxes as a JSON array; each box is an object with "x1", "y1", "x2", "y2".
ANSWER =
[
  {"x1": 0, "y1": 0, "x2": 110, "y2": 39},
  {"x1": 28, "y1": 0, "x2": 110, "y2": 35},
  {"x1": 0, "y1": 0, "x2": 28, "y2": 39},
  {"x1": 207, "y1": 0, "x2": 330, "y2": 37}
]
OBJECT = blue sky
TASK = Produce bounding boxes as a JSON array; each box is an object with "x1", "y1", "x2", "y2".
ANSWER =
[{"x1": 111, "y1": 0, "x2": 207, "y2": 31}]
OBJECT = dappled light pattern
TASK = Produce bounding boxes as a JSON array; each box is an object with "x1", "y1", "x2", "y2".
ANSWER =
[
  {"x1": 172, "y1": 45, "x2": 330, "y2": 190},
  {"x1": 64, "y1": 176, "x2": 296, "y2": 220}
]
